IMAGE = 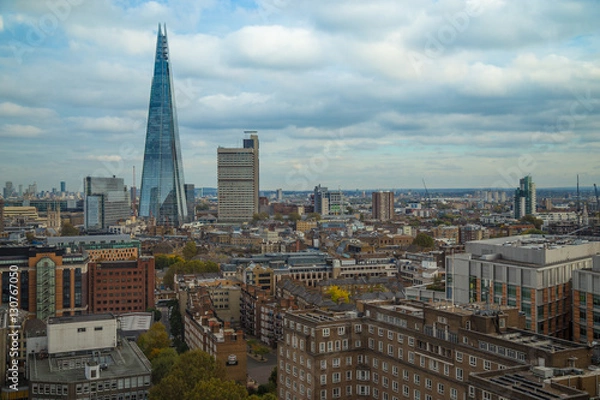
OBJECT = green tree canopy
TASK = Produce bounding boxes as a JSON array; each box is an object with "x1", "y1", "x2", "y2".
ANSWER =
[
  {"x1": 183, "y1": 240, "x2": 198, "y2": 260},
  {"x1": 155, "y1": 254, "x2": 183, "y2": 270},
  {"x1": 150, "y1": 347, "x2": 178, "y2": 384},
  {"x1": 137, "y1": 322, "x2": 170, "y2": 361},
  {"x1": 61, "y1": 222, "x2": 79, "y2": 236},
  {"x1": 163, "y1": 259, "x2": 220, "y2": 288},
  {"x1": 307, "y1": 212, "x2": 321, "y2": 221},
  {"x1": 149, "y1": 350, "x2": 226, "y2": 400},
  {"x1": 252, "y1": 212, "x2": 269, "y2": 221},
  {"x1": 521, "y1": 228, "x2": 546, "y2": 235},
  {"x1": 412, "y1": 232, "x2": 434, "y2": 248},
  {"x1": 520, "y1": 214, "x2": 543, "y2": 230},
  {"x1": 288, "y1": 212, "x2": 301, "y2": 222},
  {"x1": 184, "y1": 378, "x2": 249, "y2": 400}
]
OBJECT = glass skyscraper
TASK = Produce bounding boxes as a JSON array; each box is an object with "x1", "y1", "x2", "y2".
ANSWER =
[{"x1": 139, "y1": 24, "x2": 187, "y2": 226}]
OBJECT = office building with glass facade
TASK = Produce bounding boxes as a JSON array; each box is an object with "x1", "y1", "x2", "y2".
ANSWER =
[{"x1": 139, "y1": 24, "x2": 187, "y2": 227}]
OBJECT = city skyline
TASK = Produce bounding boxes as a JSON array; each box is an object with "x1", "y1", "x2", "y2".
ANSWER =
[{"x1": 1, "y1": 1, "x2": 599, "y2": 191}]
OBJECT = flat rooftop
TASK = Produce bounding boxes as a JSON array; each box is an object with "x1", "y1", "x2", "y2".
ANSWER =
[
  {"x1": 48, "y1": 313, "x2": 115, "y2": 325},
  {"x1": 29, "y1": 337, "x2": 151, "y2": 383},
  {"x1": 472, "y1": 367, "x2": 588, "y2": 400}
]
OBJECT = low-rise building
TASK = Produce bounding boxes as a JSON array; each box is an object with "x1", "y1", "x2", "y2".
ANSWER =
[{"x1": 28, "y1": 314, "x2": 152, "y2": 400}]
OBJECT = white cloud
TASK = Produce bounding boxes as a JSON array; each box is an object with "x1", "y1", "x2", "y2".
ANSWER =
[
  {"x1": 0, "y1": 0, "x2": 599, "y2": 190},
  {"x1": 86, "y1": 155, "x2": 123, "y2": 162},
  {"x1": 0, "y1": 124, "x2": 42, "y2": 137}
]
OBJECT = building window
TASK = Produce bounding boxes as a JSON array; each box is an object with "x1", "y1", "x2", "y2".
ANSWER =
[
  {"x1": 323, "y1": 328, "x2": 330, "y2": 337},
  {"x1": 456, "y1": 368, "x2": 463, "y2": 381},
  {"x1": 450, "y1": 388, "x2": 458, "y2": 400},
  {"x1": 469, "y1": 356, "x2": 477, "y2": 367},
  {"x1": 437, "y1": 383, "x2": 444, "y2": 394}
]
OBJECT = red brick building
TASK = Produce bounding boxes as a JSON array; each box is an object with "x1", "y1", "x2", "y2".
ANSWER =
[{"x1": 88, "y1": 257, "x2": 155, "y2": 314}]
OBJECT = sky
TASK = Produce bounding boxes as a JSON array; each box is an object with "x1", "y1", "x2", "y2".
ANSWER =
[{"x1": 0, "y1": 0, "x2": 599, "y2": 193}]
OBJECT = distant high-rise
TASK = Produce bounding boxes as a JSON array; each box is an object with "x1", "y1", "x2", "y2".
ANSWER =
[
  {"x1": 0, "y1": 198, "x2": 4, "y2": 234},
  {"x1": 184, "y1": 183, "x2": 195, "y2": 221},
  {"x1": 3, "y1": 181, "x2": 13, "y2": 199},
  {"x1": 372, "y1": 191, "x2": 395, "y2": 221},
  {"x1": 217, "y1": 133, "x2": 259, "y2": 222},
  {"x1": 514, "y1": 175, "x2": 536, "y2": 219},
  {"x1": 84, "y1": 176, "x2": 130, "y2": 232},
  {"x1": 139, "y1": 24, "x2": 187, "y2": 227},
  {"x1": 313, "y1": 184, "x2": 343, "y2": 216},
  {"x1": 60, "y1": 181, "x2": 66, "y2": 193}
]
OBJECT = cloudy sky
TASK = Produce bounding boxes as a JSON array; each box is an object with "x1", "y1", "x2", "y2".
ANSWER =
[{"x1": 0, "y1": 0, "x2": 599, "y2": 193}]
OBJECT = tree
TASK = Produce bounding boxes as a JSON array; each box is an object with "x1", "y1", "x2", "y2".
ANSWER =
[
  {"x1": 288, "y1": 212, "x2": 301, "y2": 222},
  {"x1": 150, "y1": 347, "x2": 178, "y2": 384},
  {"x1": 522, "y1": 228, "x2": 546, "y2": 235},
  {"x1": 254, "y1": 345, "x2": 270, "y2": 361},
  {"x1": 147, "y1": 307, "x2": 162, "y2": 322},
  {"x1": 247, "y1": 338, "x2": 258, "y2": 353},
  {"x1": 185, "y1": 378, "x2": 248, "y2": 400},
  {"x1": 149, "y1": 350, "x2": 226, "y2": 400},
  {"x1": 183, "y1": 241, "x2": 198, "y2": 260},
  {"x1": 163, "y1": 259, "x2": 220, "y2": 288},
  {"x1": 268, "y1": 367, "x2": 277, "y2": 386},
  {"x1": 307, "y1": 212, "x2": 321, "y2": 221},
  {"x1": 137, "y1": 322, "x2": 171, "y2": 360},
  {"x1": 274, "y1": 213, "x2": 283, "y2": 221},
  {"x1": 169, "y1": 302, "x2": 184, "y2": 342},
  {"x1": 326, "y1": 285, "x2": 350, "y2": 303},
  {"x1": 520, "y1": 214, "x2": 543, "y2": 230},
  {"x1": 413, "y1": 232, "x2": 434, "y2": 248},
  {"x1": 155, "y1": 254, "x2": 183, "y2": 270},
  {"x1": 61, "y1": 222, "x2": 79, "y2": 236},
  {"x1": 252, "y1": 212, "x2": 269, "y2": 221}
]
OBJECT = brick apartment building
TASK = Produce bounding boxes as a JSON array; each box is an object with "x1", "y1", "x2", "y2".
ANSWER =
[
  {"x1": 87, "y1": 257, "x2": 155, "y2": 314},
  {"x1": 183, "y1": 288, "x2": 247, "y2": 383},
  {"x1": 278, "y1": 300, "x2": 592, "y2": 400}
]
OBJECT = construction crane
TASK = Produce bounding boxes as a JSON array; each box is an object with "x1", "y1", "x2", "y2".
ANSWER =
[
  {"x1": 422, "y1": 178, "x2": 430, "y2": 209},
  {"x1": 594, "y1": 183, "x2": 600, "y2": 214}
]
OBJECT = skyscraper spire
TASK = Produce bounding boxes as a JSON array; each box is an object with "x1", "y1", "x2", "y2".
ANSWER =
[{"x1": 139, "y1": 24, "x2": 187, "y2": 226}]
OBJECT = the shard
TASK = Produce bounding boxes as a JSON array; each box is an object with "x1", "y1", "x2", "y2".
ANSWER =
[{"x1": 139, "y1": 24, "x2": 187, "y2": 226}]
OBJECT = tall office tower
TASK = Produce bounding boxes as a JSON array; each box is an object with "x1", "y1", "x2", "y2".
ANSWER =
[
  {"x1": 139, "y1": 24, "x2": 187, "y2": 227},
  {"x1": 372, "y1": 191, "x2": 395, "y2": 221},
  {"x1": 60, "y1": 181, "x2": 66, "y2": 193},
  {"x1": 84, "y1": 176, "x2": 130, "y2": 232},
  {"x1": 184, "y1": 183, "x2": 195, "y2": 221},
  {"x1": 514, "y1": 175, "x2": 536, "y2": 219},
  {"x1": 276, "y1": 188, "x2": 283, "y2": 202},
  {"x1": 217, "y1": 133, "x2": 259, "y2": 222}
]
